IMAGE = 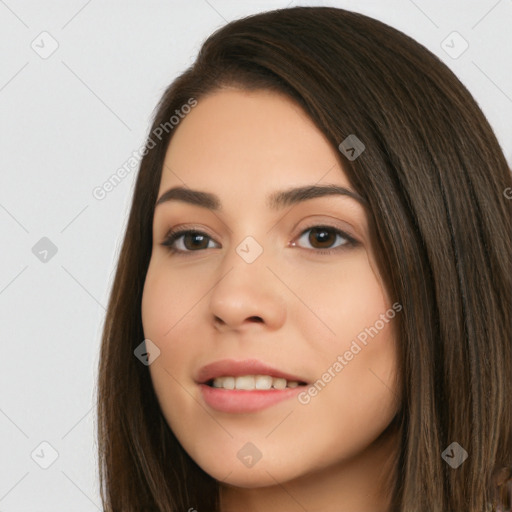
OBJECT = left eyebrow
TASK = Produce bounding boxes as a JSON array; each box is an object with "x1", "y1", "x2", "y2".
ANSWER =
[{"x1": 155, "y1": 184, "x2": 368, "y2": 211}]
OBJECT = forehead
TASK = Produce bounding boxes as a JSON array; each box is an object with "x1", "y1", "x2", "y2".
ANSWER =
[{"x1": 159, "y1": 88, "x2": 353, "y2": 195}]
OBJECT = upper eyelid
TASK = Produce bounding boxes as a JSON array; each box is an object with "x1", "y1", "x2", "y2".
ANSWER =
[
  {"x1": 160, "y1": 213, "x2": 358, "y2": 236},
  {"x1": 165, "y1": 222, "x2": 351, "y2": 237}
]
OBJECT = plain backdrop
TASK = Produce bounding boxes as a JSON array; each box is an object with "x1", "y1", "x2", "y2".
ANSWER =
[{"x1": 0, "y1": 1, "x2": 511, "y2": 510}]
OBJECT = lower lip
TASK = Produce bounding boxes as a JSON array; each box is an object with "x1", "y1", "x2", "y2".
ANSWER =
[{"x1": 199, "y1": 383, "x2": 305, "y2": 413}]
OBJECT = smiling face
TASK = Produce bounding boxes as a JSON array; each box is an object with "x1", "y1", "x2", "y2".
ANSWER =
[{"x1": 141, "y1": 88, "x2": 400, "y2": 502}]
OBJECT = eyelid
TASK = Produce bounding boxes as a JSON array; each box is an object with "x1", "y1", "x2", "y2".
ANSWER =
[
  {"x1": 161, "y1": 223, "x2": 221, "y2": 251},
  {"x1": 163, "y1": 223, "x2": 217, "y2": 241},
  {"x1": 161, "y1": 216, "x2": 357, "y2": 242},
  {"x1": 292, "y1": 219, "x2": 359, "y2": 245}
]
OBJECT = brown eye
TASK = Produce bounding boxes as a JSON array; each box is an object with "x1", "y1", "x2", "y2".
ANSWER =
[
  {"x1": 295, "y1": 225, "x2": 358, "y2": 254},
  {"x1": 307, "y1": 227, "x2": 338, "y2": 249},
  {"x1": 181, "y1": 232, "x2": 210, "y2": 250},
  {"x1": 161, "y1": 229, "x2": 219, "y2": 253}
]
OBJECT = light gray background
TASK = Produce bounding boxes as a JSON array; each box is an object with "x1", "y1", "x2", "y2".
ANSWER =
[{"x1": 1, "y1": 1, "x2": 511, "y2": 510}]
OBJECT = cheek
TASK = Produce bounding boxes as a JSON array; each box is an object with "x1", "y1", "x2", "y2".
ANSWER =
[
  {"x1": 141, "y1": 263, "x2": 197, "y2": 429},
  {"x1": 141, "y1": 259, "x2": 202, "y2": 340},
  {"x1": 306, "y1": 251, "x2": 390, "y2": 344},
  {"x1": 141, "y1": 259, "x2": 209, "y2": 380},
  {"x1": 302, "y1": 253, "x2": 399, "y2": 438},
  {"x1": 299, "y1": 319, "x2": 399, "y2": 465}
]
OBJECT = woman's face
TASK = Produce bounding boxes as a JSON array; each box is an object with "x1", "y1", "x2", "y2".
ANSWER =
[{"x1": 141, "y1": 88, "x2": 400, "y2": 493}]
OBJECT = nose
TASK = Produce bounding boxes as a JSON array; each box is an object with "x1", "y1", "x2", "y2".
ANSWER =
[{"x1": 208, "y1": 247, "x2": 286, "y2": 334}]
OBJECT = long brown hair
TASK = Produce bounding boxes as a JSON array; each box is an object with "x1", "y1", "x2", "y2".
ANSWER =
[{"x1": 96, "y1": 6, "x2": 512, "y2": 511}]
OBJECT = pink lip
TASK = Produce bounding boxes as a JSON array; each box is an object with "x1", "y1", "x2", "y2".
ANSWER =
[
  {"x1": 195, "y1": 358, "x2": 309, "y2": 414},
  {"x1": 199, "y1": 384, "x2": 304, "y2": 413},
  {"x1": 195, "y1": 358, "x2": 307, "y2": 384}
]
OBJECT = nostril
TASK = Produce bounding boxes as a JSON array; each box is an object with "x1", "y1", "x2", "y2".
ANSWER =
[
  {"x1": 213, "y1": 316, "x2": 226, "y2": 327},
  {"x1": 248, "y1": 316, "x2": 263, "y2": 323}
]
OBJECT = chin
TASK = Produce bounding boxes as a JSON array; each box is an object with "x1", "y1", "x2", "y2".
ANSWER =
[
  {"x1": 216, "y1": 467, "x2": 290, "y2": 489},
  {"x1": 196, "y1": 453, "x2": 304, "y2": 489}
]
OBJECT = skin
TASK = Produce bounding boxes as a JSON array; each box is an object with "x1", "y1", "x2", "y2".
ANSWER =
[{"x1": 141, "y1": 88, "x2": 401, "y2": 512}]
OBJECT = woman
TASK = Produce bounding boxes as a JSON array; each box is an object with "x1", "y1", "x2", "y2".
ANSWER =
[{"x1": 97, "y1": 6, "x2": 512, "y2": 511}]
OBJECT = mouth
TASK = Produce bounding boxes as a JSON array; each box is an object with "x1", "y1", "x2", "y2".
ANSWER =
[{"x1": 196, "y1": 359, "x2": 310, "y2": 413}]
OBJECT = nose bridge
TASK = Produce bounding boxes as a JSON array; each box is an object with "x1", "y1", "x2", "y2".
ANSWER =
[
  {"x1": 207, "y1": 227, "x2": 286, "y2": 330},
  {"x1": 217, "y1": 230, "x2": 270, "y2": 287},
  {"x1": 234, "y1": 232, "x2": 267, "y2": 265},
  {"x1": 221, "y1": 208, "x2": 274, "y2": 267}
]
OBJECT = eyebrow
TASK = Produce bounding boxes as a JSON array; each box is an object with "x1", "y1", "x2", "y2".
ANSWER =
[{"x1": 154, "y1": 184, "x2": 368, "y2": 211}]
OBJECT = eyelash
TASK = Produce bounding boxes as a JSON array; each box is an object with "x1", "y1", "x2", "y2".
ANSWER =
[{"x1": 160, "y1": 224, "x2": 359, "y2": 256}]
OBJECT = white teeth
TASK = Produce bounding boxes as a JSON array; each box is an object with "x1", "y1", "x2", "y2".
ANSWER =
[
  {"x1": 255, "y1": 375, "x2": 272, "y2": 390},
  {"x1": 273, "y1": 377, "x2": 287, "y2": 390},
  {"x1": 223, "y1": 376, "x2": 235, "y2": 390},
  {"x1": 235, "y1": 375, "x2": 254, "y2": 390},
  {"x1": 210, "y1": 375, "x2": 301, "y2": 390}
]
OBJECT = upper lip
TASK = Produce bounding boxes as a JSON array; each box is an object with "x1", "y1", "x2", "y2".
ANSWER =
[{"x1": 195, "y1": 358, "x2": 308, "y2": 384}]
